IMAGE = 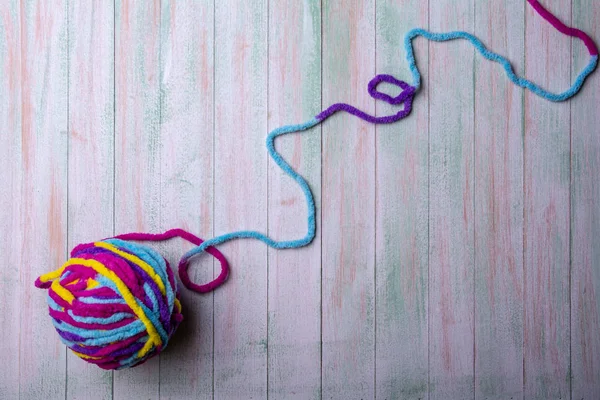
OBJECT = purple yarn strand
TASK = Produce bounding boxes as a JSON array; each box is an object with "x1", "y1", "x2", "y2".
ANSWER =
[{"x1": 316, "y1": 74, "x2": 416, "y2": 124}]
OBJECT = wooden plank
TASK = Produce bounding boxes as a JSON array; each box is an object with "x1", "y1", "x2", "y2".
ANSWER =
[
  {"x1": 0, "y1": 1, "x2": 21, "y2": 398},
  {"x1": 374, "y1": 1, "x2": 429, "y2": 399},
  {"x1": 473, "y1": 1, "x2": 524, "y2": 399},
  {"x1": 523, "y1": 0, "x2": 571, "y2": 399},
  {"x1": 571, "y1": 0, "x2": 600, "y2": 398},
  {"x1": 114, "y1": 0, "x2": 162, "y2": 398},
  {"x1": 213, "y1": 0, "x2": 268, "y2": 397},
  {"x1": 321, "y1": 0, "x2": 375, "y2": 398},
  {"x1": 158, "y1": 0, "x2": 215, "y2": 398},
  {"x1": 18, "y1": 1, "x2": 69, "y2": 399},
  {"x1": 266, "y1": 0, "x2": 321, "y2": 399},
  {"x1": 66, "y1": 0, "x2": 114, "y2": 397},
  {"x1": 428, "y1": 0, "x2": 475, "y2": 398}
]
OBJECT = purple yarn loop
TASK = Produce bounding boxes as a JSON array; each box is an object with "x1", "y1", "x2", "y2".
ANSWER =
[{"x1": 316, "y1": 74, "x2": 416, "y2": 124}]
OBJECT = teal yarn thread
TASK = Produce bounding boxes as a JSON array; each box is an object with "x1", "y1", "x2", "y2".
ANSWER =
[
  {"x1": 180, "y1": 118, "x2": 321, "y2": 266},
  {"x1": 180, "y1": 1, "x2": 597, "y2": 287},
  {"x1": 404, "y1": 28, "x2": 599, "y2": 101}
]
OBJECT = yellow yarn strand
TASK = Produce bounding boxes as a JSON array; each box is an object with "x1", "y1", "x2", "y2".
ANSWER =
[
  {"x1": 50, "y1": 279, "x2": 75, "y2": 304},
  {"x1": 72, "y1": 350, "x2": 101, "y2": 360},
  {"x1": 37, "y1": 263, "x2": 68, "y2": 284},
  {"x1": 87, "y1": 279, "x2": 100, "y2": 289}
]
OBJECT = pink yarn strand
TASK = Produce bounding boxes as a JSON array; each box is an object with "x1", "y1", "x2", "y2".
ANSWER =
[
  {"x1": 528, "y1": 0, "x2": 598, "y2": 56},
  {"x1": 112, "y1": 229, "x2": 229, "y2": 294}
]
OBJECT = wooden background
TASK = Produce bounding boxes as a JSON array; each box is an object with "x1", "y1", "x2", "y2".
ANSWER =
[{"x1": 1, "y1": 0, "x2": 599, "y2": 399}]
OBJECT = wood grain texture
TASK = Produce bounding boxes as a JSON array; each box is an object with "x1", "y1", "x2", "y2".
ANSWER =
[
  {"x1": 158, "y1": 0, "x2": 215, "y2": 399},
  {"x1": 0, "y1": 1, "x2": 21, "y2": 398},
  {"x1": 213, "y1": 0, "x2": 268, "y2": 397},
  {"x1": 5, "y1": 1, "x2": 600, "y2": 399},
  {"x1": 321, "y1": 0, "x2": 376, "y2": 398},
  {"x1": 267, "y1": 0, "x2": 322, "y2": 399},
  {"x1": 473, "y1": 1, "x2": 524, "y2": 399},
  {"x1": 374, "y1": 1, "x2": 429, "y2": 399},
  {"x1": 66, "y1": 1, "x2": 114, "y2": 398},
  {"x1": 17, "y1": 1, "x2": 69, "y2": 399},
  {"x1": 114, "y1": 1, "x2": 162, "y2": 398},
  {"x1": 524, "y1": 1, "x2": 571, "y2": 399},
  {"x1": 571, "y1": 1, "x2": 600, "y2": 399},
  {"x1": 428, "y1": 0, "x2": 475, "y2": 398}
]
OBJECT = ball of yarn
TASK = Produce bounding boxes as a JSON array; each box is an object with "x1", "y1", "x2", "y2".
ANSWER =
[
  {"x1": 35, "y1": 229, "x2": 230, "y2": 370},
  {"x1": 35, "y1": 239, "x2": 183, "y2": 369}
]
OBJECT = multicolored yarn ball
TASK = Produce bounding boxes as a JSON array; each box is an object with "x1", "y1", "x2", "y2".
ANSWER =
[{"x1": 34, "y1": 230, "x2": 229, "y2": 370}]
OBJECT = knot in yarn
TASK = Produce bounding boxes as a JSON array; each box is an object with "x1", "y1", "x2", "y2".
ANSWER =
[{"x1": 36, "y1": 238, "x2": 186, "y2": 369}]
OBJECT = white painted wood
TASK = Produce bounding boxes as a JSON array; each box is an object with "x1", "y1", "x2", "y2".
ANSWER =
[
  {"x1": 375, "y1": 1, "x2": 429, "y2": 399},
  {"x1": 267, "y1": 0, "x2": 322, "y2": 399},
  {"x1": 213, "y1": 0, "x2": 268, "y2": 398},
  {"x1": 66, "y1": 1, "x2": 115, "y2": 397},
  {"x1": 428, "y1": 0, "x2": 475, "y2": 399},
  {"x1": 0, "y1": 1, "x2": 22, "y2": 398},
  {"x1": 571, "y1": 1, "x2": 600, "y2": 398},
  {"x1": 18, "y1": 1, "x2": 69, "y2": 399},
  {"x1": 321, "y1": 0, "x2": 376, "y2": 398},
  {"x1": 523, "y1": 1, "x2": 571, "y2": 398},
  {"x1": 473, "y1": 1, "x2": 524, "y2": 399},
  {"x1": 2, "y1": 1, "x2": 600, "y2": 398},
  {"x1": 158, "y1": 0, "x2": 215, "y2": 398}
]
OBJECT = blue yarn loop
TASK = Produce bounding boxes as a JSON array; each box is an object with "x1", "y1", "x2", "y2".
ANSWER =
[{"x1": 182, "y1": 27, "x2": 597, "y2": 273}]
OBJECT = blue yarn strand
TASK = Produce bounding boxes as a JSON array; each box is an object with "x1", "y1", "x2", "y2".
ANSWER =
[
  {"x1": 182, "y1": 118, "x2": 320, "y2": 263},
  {"x1": 405, "y1": 29, "x2": 598, "y2": 101},
  {"x1": 183, "y1": 27, "x2": 597, "y2": 270}
]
